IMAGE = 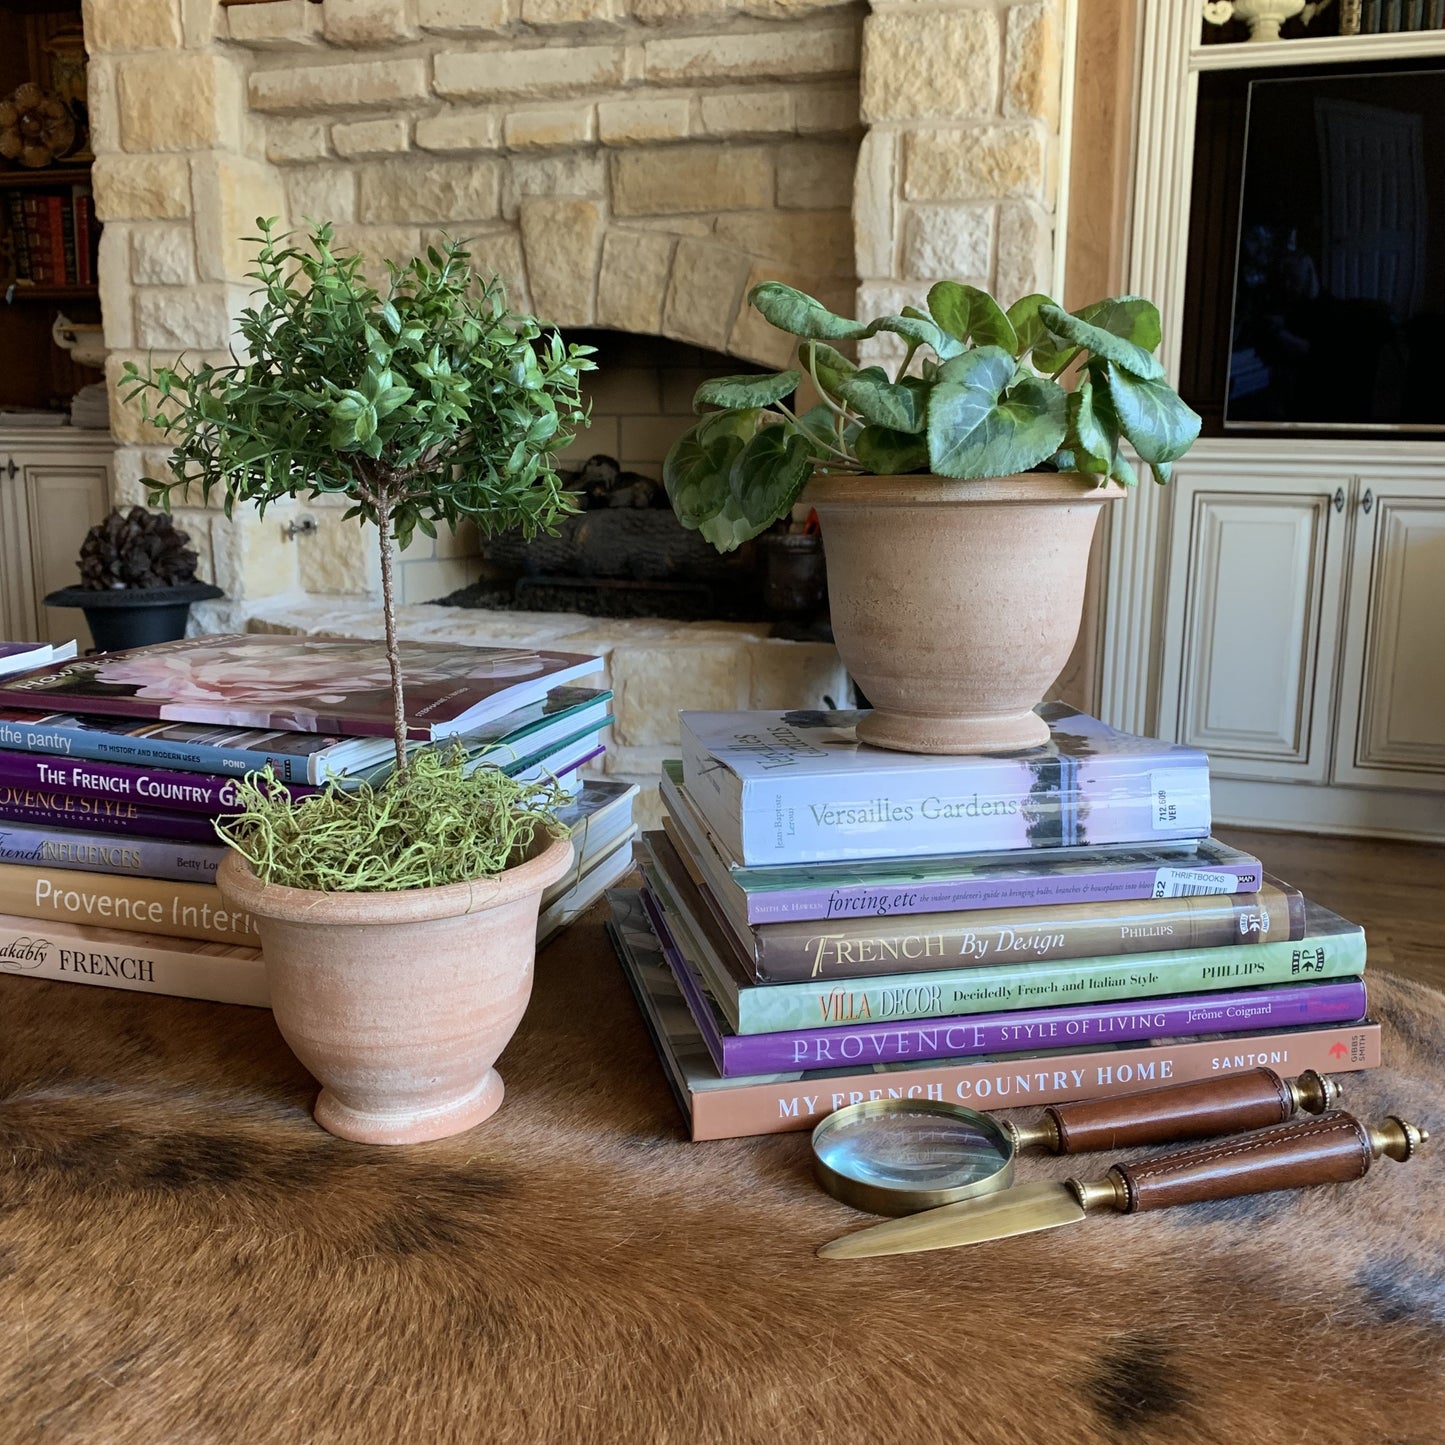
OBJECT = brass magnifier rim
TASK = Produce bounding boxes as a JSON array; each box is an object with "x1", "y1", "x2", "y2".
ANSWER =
[{"x1": 810, "y1": 1097, "x2": 1017, "y2": 1216}]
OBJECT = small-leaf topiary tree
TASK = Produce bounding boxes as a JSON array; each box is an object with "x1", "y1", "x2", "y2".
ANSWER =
[{"x1": 122, "y1": 219, "x2": 595, "y2": 778}]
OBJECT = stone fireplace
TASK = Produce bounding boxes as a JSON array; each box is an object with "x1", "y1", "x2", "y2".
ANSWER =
[{"x1": 86, "y1": 0, "x2": 1067, "y2": 811}]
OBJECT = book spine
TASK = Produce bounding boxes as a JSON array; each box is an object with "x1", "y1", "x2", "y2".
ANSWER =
[
  {"x1": 0, "y1": 914, "x2": 266, "y2": 1008},
  {"x1": 73, "y1": 190, "x2": 92, "y2": 287},
  {"x1": 732, "y1": 927, "x2": 1365, "y2": 1033},
  {"x1": 0, "y1": 862, "x2": 259, "y2": 946},
  {"x1": 59, "y1": 197, "x2": 76, "y2": 285},
  {"x1": 744, "y1": 854, "x2": 1265, "y2": 923},
  {"x1": 0, "y1": 794, "x2": 223, "y2": 845},
  {"x1": 691, "y1": 1022, "x2": 1383, "y2": 1140},
  {"x1": 46, "y1": 197, "x2": 64, "y2": 284},
  {"x1": 0, "y1": 749, "x2": 318, "y2": 815},
  {"x1": 726, "y1": 754, "x2": 1210, "y2": 866},
  {"x1": 0, "y1": 821, "x2": 225, "y2": 882},
  {"x1": 23, "y1": 198, "x2": 47, "y2": 284},
  {"x1": 7, "y1": 194, "x2": 30, "y2": 280},
  {"x1": 0, "y1": 714, "x2": 317, "y2": 783},
  {"x1": 750, "y1": 885, "x2": 1305, "y2": 982}
]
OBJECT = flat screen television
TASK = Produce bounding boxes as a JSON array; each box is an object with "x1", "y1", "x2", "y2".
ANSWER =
[{"x1": 1225, "y1": 66, "x2": 1445, "y2": 433}]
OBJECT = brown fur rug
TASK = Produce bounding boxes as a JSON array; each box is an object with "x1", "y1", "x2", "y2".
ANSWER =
[{"x1": 1, "y1": 910, "x2": 1443, "y2": 1445}]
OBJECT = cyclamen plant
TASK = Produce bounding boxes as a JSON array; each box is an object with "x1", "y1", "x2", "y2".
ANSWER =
[
  {"x1": 663, "y1": 281, "x2": 1202, "y2": 551},
  {"x1": 121, "y1": 219, "x2": 595, "y2": 776}
]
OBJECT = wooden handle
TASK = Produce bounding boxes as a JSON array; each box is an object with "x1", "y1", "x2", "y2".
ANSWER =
[
  {"x1": 1045, "y1": 1066, "x2": 1294, "y2": 1154},
  {"x1": 1110, "y1": 1111, "x2": 1373, "y2": 1214}
]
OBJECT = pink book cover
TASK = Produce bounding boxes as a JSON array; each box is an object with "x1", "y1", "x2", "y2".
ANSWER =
[{"x1": 0, "y1": 635, "x2": 603, "y2": 741}]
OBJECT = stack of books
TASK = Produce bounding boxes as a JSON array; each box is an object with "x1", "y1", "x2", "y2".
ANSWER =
[
  {"x1": 0, "y1": 634, "x2": 637, "y2": 1007},
  {"x1": 5, "y1": 184, "x2": 97, "y2": 289},
  {"x1": 608, "y1": 705, "x2": 1378, "y2": 1141}
]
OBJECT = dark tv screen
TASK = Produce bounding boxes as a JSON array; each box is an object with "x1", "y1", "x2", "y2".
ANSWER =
[{"x1": 1226, "y1": 67, "x2": 1445, "y2": 432}]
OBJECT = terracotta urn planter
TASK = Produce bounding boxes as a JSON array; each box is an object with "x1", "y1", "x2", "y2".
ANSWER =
[
  {"x1": 805, "y1": 472, "x2": 1123, "y2": 755},
  {"x1": 217, "y1": 834, "x2": 574, "y2": 1145}
]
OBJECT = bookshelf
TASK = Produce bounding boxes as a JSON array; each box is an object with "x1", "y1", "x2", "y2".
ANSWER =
[{"x1": 0, "y1": 0, "x2": 102, "y2": 414}]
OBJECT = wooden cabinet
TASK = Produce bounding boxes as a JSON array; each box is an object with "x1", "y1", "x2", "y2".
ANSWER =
[
  {"x1": 1157, "y1": 442, "x2": 1445, "y2": 837},
  {"x1": 0, "y1": 429, "x2": 111, "y2": 647}
]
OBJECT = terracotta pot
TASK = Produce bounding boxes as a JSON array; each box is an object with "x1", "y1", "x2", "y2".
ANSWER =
[
  {"x1": 217, "y1": 834, "x2": 575, "y2": 1145},
  {"x1": 804, "y1": 472, "x2": 1122, "y2": 755}
]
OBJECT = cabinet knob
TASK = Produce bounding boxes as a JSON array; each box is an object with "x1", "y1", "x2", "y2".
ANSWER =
[
  {"x1": 1332, "y1": 487, "x2": 1344, "y2": 513},
  {"x1": 1362, "y1": 488, "x2": 1374, "y2": 515},
  {"x1": 4, "y1": 458, "x2": 15, "y2": 481}
]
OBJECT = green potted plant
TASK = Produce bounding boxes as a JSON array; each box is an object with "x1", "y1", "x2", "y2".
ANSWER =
[
  {"x1": 122, "y1": 221, "x2": 595, "y2": 1144},
  {"x1": 663, "y1": 282, "x2": 1201, "y2": 753},
  {"x1": 44, "y1": 505, "x2": 224, "y2": 651}
]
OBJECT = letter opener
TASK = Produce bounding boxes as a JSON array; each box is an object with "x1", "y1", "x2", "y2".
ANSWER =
[{"x1": 817, "y1": 1111, "x2": 1425, "y2": 1260}]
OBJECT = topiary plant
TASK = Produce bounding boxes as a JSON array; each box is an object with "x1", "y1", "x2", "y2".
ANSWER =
[
  {"x1": 78, "y1": 506, "x2": 201, "y2": 590},
  {"x1": 121, "y1": 219, "x2": 595, "y2": 783},
  {"x1": 663, "y1": 281, "x2": 1202, "y2": 551}
]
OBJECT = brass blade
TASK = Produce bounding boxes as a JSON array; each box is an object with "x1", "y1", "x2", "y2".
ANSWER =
[{"x1": 817, "y1": 1181, "x2": 1086, "y2": 1260}]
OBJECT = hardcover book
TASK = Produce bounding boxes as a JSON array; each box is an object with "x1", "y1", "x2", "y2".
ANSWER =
[
  {"x1": 0, "y1": 641, "x2": 76, "y2": 679},
  {"x1": 0, "y1": 686, "x2": 612, "y2": 785},
  {"x1": 0, "y1": 788, "x2": 223, "y2": 844},
  {"x1": 641, "y1": 833, "x2": 1365, "y2": 1036},
  {"x1": 641, "y1": 886, "x2": 1366, "y2": 1077},
  {"x1": 661, "y1": 762, "x2": 1260, "y2": 923},
  {"x1": 606, "y1": 889, "x2": 1382, "y2": 1140},
  {"x1": 679, "y1": 703, "x2": 1210, "y2": 865},
  {"x1": 0, "y1": 820, "x2": 227, "y2": 883},
  {"x1": 0, "y1": 635, "x2": 604, "y2": 741}
]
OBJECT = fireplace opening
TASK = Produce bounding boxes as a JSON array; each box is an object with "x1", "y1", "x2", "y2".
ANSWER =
[{"x1": 436, "y1": 330, "x2": 829, "y2": 632}]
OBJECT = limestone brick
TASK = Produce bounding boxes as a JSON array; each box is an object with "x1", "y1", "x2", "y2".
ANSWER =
[
  {"x1": 776, "y1": 139, "x2": 853, "y2": 210},
  {"x1": 519, "y1": 198, "x2": 601, "y2": 325},
  {"x1": 994, "y1": 200, "x2": 1052, "y2": 304},
  {"x1": 400, "y1": 558, "x2": 474, "y2": 605},
  {"x1": 417, "y1": 0, "x2": 509, "y2": 33},
  {"x1": 714, "y1": 209, "x2": 852, "y2": 277},
  {"x1": 131, "y1": 225, "x2": 197, "y2": 287},
  {"x1": 109, "y1": 447, "x2": 156, "y2": 510},
  {"x1": 1005, "y1": 1, "x2": 1061, "y2": 126},
  {"x1": 359, "y1": 158, "x2": 502, "y2": 223},
  {"x1": 435, "y1": 519, "x2": 481, "y2": 559},
  {"x1": 611, "y1": 143, "x2": 772, "y2": 216},
  {"x1": 192, "y1": 155, "x2": 289, "y2": 283},
  {"x1": 504, "y1": 154, "x2": 607, "y2": 217},
  {"x1": 522, "y1": 0, "x2": 621, "y2": 23},
  {"x1": 454, "y1": 229, "x2": 529, "y2": 309},
  {"x1": 266, "y1": 118, "x2": 332, "y2": 165},
  {"x1": 323, "y1": 0, "x2": 419, "y2": 46},
  {"x1": 92, "y1": 154, "x2": 192, "y2": 221},
  {"x1": 249, "y1": 59, "x2": 430, "y2": 114},
  {"x1": 212, "y1": 508, "x2": 301, "y2": 601},
  {"x1": 415, "y1": 109, "x2": 501, "y2": 153},
  {"x1": 180, "y1": 0, "x2": 223, "y2": 49},
  {"x1": 794, "y1": 82, "x2": 858, "y2": 135},
  {"x1": 96, "y1": 226, "x2": 135, "y2": 350},
  {"x1": 117, "y1": 53, "x2": 241, "y2": 153},
  {"x1": 748, "y1": 639, "x2": 849, "y2": 711},
  {"x1": 611, "y1": 643, "x2": 749, "y2": 747},
  {"x1": 643, "y1": 23, "x2": 859, "y2": 84},
  {"x1": 662, "y1": 238, "x2": 750, "y2": 351},
  {"x1": 852, "y1": 128, "x2": 897, "y2": 278},
  {"x1": 902, "y1": 205, "x2": 994, "y2": 281},
  {"x1": 135, "y1": 285, "x2": 244, "y2": 352},
  {"x1": 596, "y1": 97, "x2": 691, "y2": 146},
  {"x1": 434, "y1": 46, "x2": 625, "y2": 102},
  {"x1": 729, "y1": 262, "x2": 841, "y2": 368},
  {"x1": 905, "y1": 124, "x2": 1046, "y2": 202},
  {"x1": 504, "y1": 105, "x2": 596, "y2": 151},
  {"x1": 854, "y1": 281, "x2": 931, "y2": 367},
  {"x1": 329, "y1": 225, "x2": 424, "y2": 275},
  {"x1": 597, "y1": 229, "x2": 674, "y2": 334},
  {"x1": 861, "y1": 9, "x2": 998, "y2": 124},
  {"x1": 82, "y1": 0, "x2": 182, "y2": 54},
  {"x1": 299, "y1": 517, "x2": 379, "y2": 594},
  {"x1": 699, "y1": 91, "x2": 792, "y2": 137},
  {"x1": 286, "y1": 166, "x2": 358, "y2": 226},
  {"x1": 105, "y1": 354, "x2": 171, "y2": 447},
  {"x1": 333, "y1": 117, "x2": 412, "y2": 160},
  {"x1": 224, "y1": 0, "x2": 324, "y2": 48},
  {"x1": 85, "y1": 59, "x2": 120, "y2": 158}
]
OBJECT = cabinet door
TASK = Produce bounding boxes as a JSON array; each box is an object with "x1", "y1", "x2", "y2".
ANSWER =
[
  {"x1": 1332, "y1": 480, "x2": 1445, "y2": 793},
  {"x1": 1158, "y1": 470, "x2": 1348, "y2": 782},
  {"x1": 20, "y1": 456, "x2": 112, "y2": 648}
]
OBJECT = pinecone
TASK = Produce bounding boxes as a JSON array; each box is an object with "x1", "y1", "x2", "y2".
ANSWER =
[{"x1": 77, "y1": 507, "x2": 200, "y2": 591}]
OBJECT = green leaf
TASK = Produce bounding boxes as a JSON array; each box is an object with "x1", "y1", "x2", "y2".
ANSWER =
[
  {"x1": 1062, "y1": 375, "x2": 1112, "y2": 475},
  {"x1": 802, "y1": 341, "x2": 856, "y2": 399},
  {"x1": 927, "y1": 350, "x2": 1067, "y2": 479},
  {"x1": 693, "y1": 370, "x2": 800, "y2": 413},
  {"x1": 927, "y1": 282, "x2": 1018, "y2": 353},
  {"x1": 854, "y1": 425, "x2": 929, "y2": 475},
  {"x1": 1149, "y1": 460, "x2": 1175, "y2": 486},
  {"x1": 834, "y1": 367, "x2": 927, "y2": 433},
  {"x1": 1073, "y1": 295, "x2": 1162, "y2": 353},
  {"x1": 1100, "y1": 362, "x2": 1201, "y2": 464},
  {"x1": 1039, "y1": 304, "x2": 1165, "y2": 381},
  {"x1": 794, "y1": 402, "x2": 859, "y2": 457},
  {"x1": 663, "y1": 411, "x2": 755, "y2": 530},
  {"x1": 730, "y1": 424, "x2": 814, "y2": 528},
  {"x1": 1006, "y1": 293, "x2": 1056, "y2": 360},
  {"x1": 748, "y1": 282, "x2": 870, "y2": 340},
  {"x1": 873, "y1": 313, "x2": 966, "y2": 361}
]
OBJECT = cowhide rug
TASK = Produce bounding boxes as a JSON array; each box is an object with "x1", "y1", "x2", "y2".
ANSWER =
[{"x1": 1, "y1": 914, "x2": 1442, "y2": 1445}]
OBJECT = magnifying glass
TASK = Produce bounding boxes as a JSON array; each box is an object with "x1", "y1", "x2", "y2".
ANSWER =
[{"x1": 810, "y1": 1099, "x2": 1016, "y2": 1217}]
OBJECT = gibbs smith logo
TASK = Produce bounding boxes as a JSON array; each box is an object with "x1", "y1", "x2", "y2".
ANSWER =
[{"x1": 0, "y1": 935, "x2": 51, "y2": 972}]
